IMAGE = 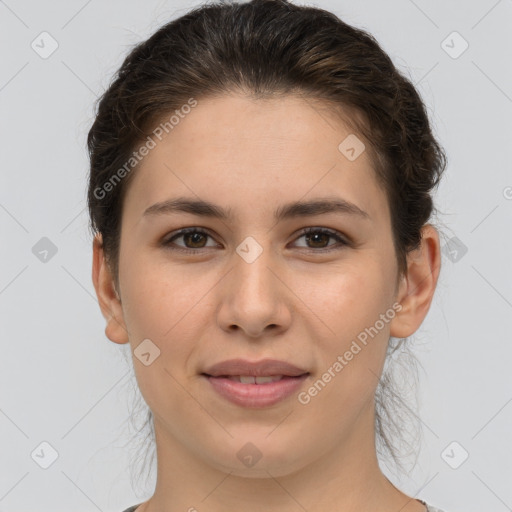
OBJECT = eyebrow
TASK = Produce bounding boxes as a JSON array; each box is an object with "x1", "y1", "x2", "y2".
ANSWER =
[{"x1": 142, "y1": 196, "x2": 370, "y2": 221}]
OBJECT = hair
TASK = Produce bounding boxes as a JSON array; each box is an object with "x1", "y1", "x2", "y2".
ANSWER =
[{"x1": 86, "y1": 0, "x2": 447, "y2": 491}]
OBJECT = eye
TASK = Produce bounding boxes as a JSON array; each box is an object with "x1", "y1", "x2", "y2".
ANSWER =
[
  {"x1": 293, "y1": 227, "x2": 348, "y2": 252},
  {"x1": 162, "y1": 227, "x2": 218, "y2": 254},
  {"x1": 161, "y1": 226, "x2": 349, "y2": 254}
]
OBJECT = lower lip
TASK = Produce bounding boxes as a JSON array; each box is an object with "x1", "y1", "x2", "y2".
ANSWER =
[{"x1": 203, "y1": 374, "x2": 309, "y2": 408}]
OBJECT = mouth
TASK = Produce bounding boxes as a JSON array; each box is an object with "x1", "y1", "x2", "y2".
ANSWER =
[{"x1": 201, "y1": 372, "x2": 310, "y2": 408}]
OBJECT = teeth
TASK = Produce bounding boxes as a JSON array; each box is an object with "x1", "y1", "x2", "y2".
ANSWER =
[
  {"x1": 255, "y1": 375, "x2": 284, "y2": 384},
  {"x1": 227, "y1": 375, "x2": 284, "y2": 384},
  {"x1": 239, "y1": 376, "x2": 256, "y2": 384}
]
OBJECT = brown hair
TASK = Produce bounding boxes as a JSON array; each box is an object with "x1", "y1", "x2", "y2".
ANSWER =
[{"x1": 87, "y1": 0, "x2": 446, "y2": 486}]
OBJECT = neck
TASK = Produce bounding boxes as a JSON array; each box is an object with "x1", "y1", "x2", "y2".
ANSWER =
[{"x1": 141, "y1": 402, "x2": 423, "y2": 512}]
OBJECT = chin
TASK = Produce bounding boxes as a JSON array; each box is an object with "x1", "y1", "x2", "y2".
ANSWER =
[{"x1": 203, "y1": 435, "x2": 310, "y2": 478}]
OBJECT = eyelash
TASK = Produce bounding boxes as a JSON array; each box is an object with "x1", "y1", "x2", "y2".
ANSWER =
[{"x1": 162, "y1": 227, "x2": 349, "y2": 255}]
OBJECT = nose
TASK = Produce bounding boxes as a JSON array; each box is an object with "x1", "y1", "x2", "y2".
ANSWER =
[{"x1": 215, "y1": 243, "x2": 292, "y2": 338}]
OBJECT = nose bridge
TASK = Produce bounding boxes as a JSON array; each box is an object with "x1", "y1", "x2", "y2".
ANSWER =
[
  {"x1": 214, "y1": 232, "x2": 290, "y2": 337},
  {"x1": 233, "y1": 234, "x2": 277, "y2": 302},
  {"x1": 216, "y1": 222, "x2": 292, "y2": 339}
]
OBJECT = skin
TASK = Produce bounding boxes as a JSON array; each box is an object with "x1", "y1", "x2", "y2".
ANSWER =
[{"x1": 92, "y1": 93, "x2": 440, "y2": 512}]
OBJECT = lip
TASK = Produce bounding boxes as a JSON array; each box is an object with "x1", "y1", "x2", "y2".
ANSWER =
[
  {"x1": 203, "y1": 373, "x2": 309, "y2": 408},
  {"x1": 203, "y1": 358, "x2": 308, "y2": 377}
]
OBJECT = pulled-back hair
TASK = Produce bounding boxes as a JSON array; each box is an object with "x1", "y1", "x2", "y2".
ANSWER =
[{"x1": 87, "y1": 0, "x2": 446, "y2": 489}]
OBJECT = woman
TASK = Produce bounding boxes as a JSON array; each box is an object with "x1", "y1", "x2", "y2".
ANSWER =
[{"x1": 88, "y1": 1, "x2": 450, "y2": 511}]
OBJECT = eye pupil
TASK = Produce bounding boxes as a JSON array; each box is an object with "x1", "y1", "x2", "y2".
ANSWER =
[
  {"x1": 185, "y1": 232, "x2": 206, "y2": 248},
  {"x1": 306, "y1": 232, "x2": 329, "y2": 248}
]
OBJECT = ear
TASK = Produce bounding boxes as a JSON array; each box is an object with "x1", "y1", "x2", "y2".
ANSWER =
[
  {"x1": 390, "y1": 224, "x2": 441, "y2": 338},
  {"x1": 91, "y1": 233, "x2": 129, "y2": 344}
]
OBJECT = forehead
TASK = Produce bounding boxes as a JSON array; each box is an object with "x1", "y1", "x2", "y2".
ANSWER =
[{"x1": 122, "y1": 93, "x2": 388, "y2": 225}]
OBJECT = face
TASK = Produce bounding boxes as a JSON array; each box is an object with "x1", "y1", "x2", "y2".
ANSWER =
[{"x1": 95, "y1": 93, "x2": 432, "y2": 478}]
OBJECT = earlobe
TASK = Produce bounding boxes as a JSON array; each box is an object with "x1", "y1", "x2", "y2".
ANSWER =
[
  {"x1": 390, "y1": 224, "x2": 441, "y2": 339},
  {"x1": 91, "y1": 233, "x2": 130, "y2": 345}
]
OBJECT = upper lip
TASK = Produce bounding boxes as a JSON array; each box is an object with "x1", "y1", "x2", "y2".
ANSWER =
[{"x1": 203, "y1": 358, "x2": 309, "y2": 377}]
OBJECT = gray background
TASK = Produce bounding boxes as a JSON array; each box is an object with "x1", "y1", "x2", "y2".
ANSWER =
[{"x1": 1, "y1": 0, "x2": 511, "y2": 511}]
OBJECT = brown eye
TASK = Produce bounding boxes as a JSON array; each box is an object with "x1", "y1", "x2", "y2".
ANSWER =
[
  {"x1": 162, "y1": 226, "x2": 348, "y2": 255},
  {"x1": 293, "y1": 227, "x2": 348, "y2": 252},
  {"x1": 163, "y1": 228, "x2": 218, "y2": 253},
  {"x1": 181, "y1": 231, "x2": 208, "y2": 248},
  {"x1": 304, "y1": 231, "x2": 331, "y2": 248}
]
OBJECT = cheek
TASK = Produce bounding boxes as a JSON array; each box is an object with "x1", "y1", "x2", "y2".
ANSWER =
[
  {"x1": 118, "y1": 259, "x2": 207, "y2": 413},
  {"x1": 119, "y1": 251, "x2": 224, "y2": 378},
  {"x1": 304, "y1": 260, "x2": 392, "y2": 333},
  {"x1": 302, "y1": 260, "x2": 393, "y2": 394},
  {"x1": 121, "y1": 265, "x2": 202, "y2": 339}
]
